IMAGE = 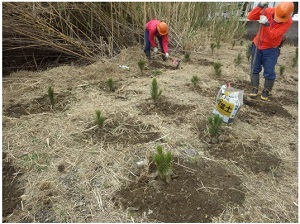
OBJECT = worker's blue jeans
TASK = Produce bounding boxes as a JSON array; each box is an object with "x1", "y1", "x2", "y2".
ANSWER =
[
  {"x1": 144, "y1": 30, "x2": 164, "y2": 56},
  {"x1": 251, "y1": 44, "x2": 279, "y2": 80}
]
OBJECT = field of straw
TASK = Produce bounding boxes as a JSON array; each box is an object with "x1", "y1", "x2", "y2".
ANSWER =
[{"x1": 2, "y1": 2, "x2": 298, "y2": 223}]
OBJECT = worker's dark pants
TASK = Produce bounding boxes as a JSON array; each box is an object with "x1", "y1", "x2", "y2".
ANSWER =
[
  {"x1": 144, "y1": 29, "x2": 164, "y2": 57},
  {"x1": 251, "y1": 44, "x2": 280, "y2": 80}
]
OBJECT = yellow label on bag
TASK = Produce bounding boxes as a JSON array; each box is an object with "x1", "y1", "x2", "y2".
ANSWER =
[{"x1": 216, "y1": 98, "x2": 234, "y2": 116}]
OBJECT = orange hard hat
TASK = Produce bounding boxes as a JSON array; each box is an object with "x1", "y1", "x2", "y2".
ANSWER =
[
  {"x1": 274, "y1": 2, "x2": 294, "y2": 23},
  {"x1": 157, "y1": 22, "x2": 168, "y2": 35}
]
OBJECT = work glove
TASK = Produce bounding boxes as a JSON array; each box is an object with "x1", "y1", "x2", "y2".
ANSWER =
[
  {"x1": 165, "y1": 53, "x2": 169, "y2": 59},
  {"x1": 259, "y1": 15, "x2": 269, "y2": 25},
  {"x1": 153, "y1": 47, "x2": 158, "y2": 53},
  {"x1": 258, "y1": 2, "x2": 268, "y2": 8}
]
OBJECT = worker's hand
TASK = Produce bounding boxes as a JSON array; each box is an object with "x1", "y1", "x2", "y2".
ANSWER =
[
  {"x1": 259, "y1": 15, "x2": 269, "y2": 24},
  {"x1": 258, "y1": 2, "x2": 268, "y2": 8},
  {"x1": 165, "y1": 53, "x2": 169, "y2": 59},
  {"x1": 153, "y1": 47, "x2": 158, "y2": 53}
]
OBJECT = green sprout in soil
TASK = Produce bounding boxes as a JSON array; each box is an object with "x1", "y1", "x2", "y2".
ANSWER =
[
  {"x1": 279, "y1": 65, "x2": 286, "y2": 76},
  {"x1": 191, "y1": 75, "x2": 199, "y2": 86},
  {"x1": 240, "y1": 40, "x2": 243, "y2": 46},
  {"x1": 234, "y1": 53, "x2": 243, "y2": 67},
  {"x1": 210, "y1": 43, "x2": 216, "y2": 55},
  {"x1": 293, "y1": 98, "x2": 298, "y2": 104},
  {"x1": 231, "y1": 40, "x2": 235, "y2": 49},
  {"x1": 150, "y1": 78, "x2": 162, "y2": 103},
  {"x1": 95, "y1": 110, "x2": 105, "y2": 128},
  {"x1": 216, "y1": 40, "x2": 221, "y2": 49},
  {"x1": 138, "y1": 59, "x2": 146, "y2": 74},
  {"x1": 152, "y1": 69, "x2": 162, "y2": 76},
  {"x1": 106, "y1": 78, "x2": 116, "y2": 91},
  {"x1": 48, "y1": 86, "x2": 55, "y2": 108},
  {"x1": 292, "y1": 47, "x2": 298, "y2": 68},
  {"x1": 246, "y1": 42, "x2": 252, "y2": 61},
  {"x1": 154, "y1": 145, "x2": 172, "y2": 182},
  {"x1": 184, "y1": 53, "x2": 191, "y2": 62},
  {"x1": 213, "y1": 62, "x2": 222, "y2": 76},
  {"x1": 208, "y1": 114, "x2": 223, "y2": 137}
]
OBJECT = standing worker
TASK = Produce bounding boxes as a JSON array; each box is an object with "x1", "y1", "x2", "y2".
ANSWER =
[
  {"x1": 144, "y1": 20, "x2": 169, "y2": 60},
  {"x1": 248, "y1": 2, "x2": 294, "y2": 101}
]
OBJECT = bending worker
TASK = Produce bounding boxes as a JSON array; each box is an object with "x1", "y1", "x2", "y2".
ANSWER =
[
  {"x1": 248, "y1": 2, "x2": 294, "y2": 101},
  {"x1": 144, "y1": 20, "x2": 169, "y2": 60}
]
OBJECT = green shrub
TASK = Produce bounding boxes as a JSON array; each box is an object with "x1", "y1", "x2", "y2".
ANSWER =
[
  {"x1": 213, "y1": 62, "x2": 222, "y2": 76},
  {"x1": 150, "y1": 78, "x2": 162, "y2": 103},
  {"x1": 154, "y1": 145, "x2": 172, "y2": 182},
  {"x1": 184, "y1": 53, "x2": 191, "y2": 62},
  {"x1": 216, "y1": 40, "x2": 221, "y2": 49},
  {"x1": 95, "y1": 110, "x2": 105, "y2": 128},
  {"x1": 208, "y1": 114, "x2": 223, "y2": 137},
  {"x1": 292, "y1": 47, "x2": 298, "y2": 68},
  {"x1": 48, "y1": 86, "x2": 55, "y2": 108},
  {"x1": 106, "y1": 78, "x2": 116, "y2": 91},
  {"x1": 152, "y1": 69, "x2": 162, "y2": 76},
  {"x1": 246, "y1": 42, "x2": 252, "y2": 62}
]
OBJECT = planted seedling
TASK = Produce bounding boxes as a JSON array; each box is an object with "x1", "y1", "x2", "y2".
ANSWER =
[
  {"x1": 152, "y1": 69, "x2": 162, "y2": 76},
  {"x1": 154, "y1": 145, "x2": 172, "y2": 183},
  {"x1": 210, "y1": 43, "x2": 216, "y2": 55},
  {"x1": 150, "y1": 78, "x2": 162, "y2": 103},
  {"x1": 231, "y1": 40, "x2": 236, "y2": 49},
  {"x1": 208, "y1": 114, "x2": 223, "y2": 137},
  {"x1": 240, "y1": 40, "x2": 243, "y2": 46},
  {"x1": 191, "y1": 75, "x2": 200, "y2": 86},
  {"x1": 48, "y1": 86, "x2": 55, "y2": 108},
  {"x1": 216, "y1": 40, "x2": 221, "y2": 49},
  {"x1": 213, "y1": 62, "x2": 222, "y2": 76},
  {"x1": 279, "y1": 65, "x2": 286, "y2": 76},
  {"x1": 106, "y1": 78, "x2": 116, "y2": 92},
  {"x1": 184, "y1": 52, "x2": 191, "y2": 62},
  {"x1": 246, "y1": 42, "x2": 252, "y2": 61},
  {"x1": 234, "y1": 53, "x2": 243, "y2": 67},
  {"x1": 138, "y1": 59, "x2": 146, "y2": 74},
  {"x1": 95, "y1": 110, "x2": 105, "y2": 128}
]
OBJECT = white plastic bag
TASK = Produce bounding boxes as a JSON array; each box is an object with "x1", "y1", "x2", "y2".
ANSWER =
[{"x1": 212, "y1": 83, "x2": 243, "y2": 124}]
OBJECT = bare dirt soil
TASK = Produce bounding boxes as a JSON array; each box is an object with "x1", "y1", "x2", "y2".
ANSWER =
[{"x1": 2, "y1": 41, "x2": 298, "y2": 223}]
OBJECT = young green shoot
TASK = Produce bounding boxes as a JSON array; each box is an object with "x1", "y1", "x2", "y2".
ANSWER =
[
  {"x1": 213, "y1": 62, "x2": 222, "y2": 76},
  {"x1": 106, "y1": 78, "x2": 116, "y2": 91},
  {"x1": 95, "y1": 110, "x2": 105, "y2": 128},
  {"x1": 191, "y1": 75, "x2": 199, "y2": 86},
  {"x1": 216, "y1": 40, "x2": 221, "y2": 49},
  {"x1": 246, "y1": 42, "x2": 252, "y2": 62},
  {"x1": 184, "y1": 52, "x2": 191, "y2": 62},
  {"x1": 208, "y1": 114, "x2": 223, "y2": 137},
  {"x1": 152, "y1": 69, "x2": 162, "y2": 76},
  {"x1": 234, "y1": 53, "x2": 243, "y2": 67},
  {"x1": 150, "y1": 78, "x2": 162, "y2": 103},
  {"x1": 138, "y1": 59, "x2": 146, "y2": 74},
  {"x1": 210, "y1": 43, "x2": 216, "y2": 55},
  {"x1": 154, "y1": 145, "x2": 172, "y2": 182},
  {"x1": 279, "y1": 65, "x2": 286, "y2": 76},
  {"x1": 231, "y1": 40, "x2": 235, "y2": 49},
  {"x1": 292, "y1": 47, "x2": 298, "y2": 68},
  {"x1": 48, "y1": 86, "x2": 55, "y2": 108}
]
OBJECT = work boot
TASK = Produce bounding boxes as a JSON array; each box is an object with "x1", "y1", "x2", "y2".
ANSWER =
[
  {"x1": 249, "y1": 73, "x2": 259, "y2": 98},
  {"x1": 261, "y1": 79, "x2": 275, "y2": 101}
]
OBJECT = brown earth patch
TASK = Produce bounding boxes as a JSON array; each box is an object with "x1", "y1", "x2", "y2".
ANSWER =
[
  {"x1": 2, "y1": 156, "x2": 24, "y2": 222},
  {"x1": 207, "y1": 142, "x2": 281, "y2": 173},
  {"x1": 138, "y1": 98, "x2": 196, "y2": 117},
  {"x1": 115, "y1": 157, "x2": 245, "y2": 223},
  {"x1": 3, "y1": 91, "x2": 75, "y2": 118}
]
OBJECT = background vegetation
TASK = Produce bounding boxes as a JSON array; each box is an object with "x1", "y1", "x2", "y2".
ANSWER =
[{"x1": 3, "y1": 2, "x2": 248, "y2": 75}]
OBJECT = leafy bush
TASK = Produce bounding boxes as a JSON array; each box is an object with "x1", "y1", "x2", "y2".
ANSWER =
[
  {"x1": 279, "y1": 65, "x2": 286, "y2": 76},
  {"x1": 154, "y1": 145, "x2": 172, "y2": 181},
  {"x1": 210, "y1": 43, "x2": 216, "y2": 55},
  {"x1": 184, "y1": 53, "x2": 191, "y2": 62},
  {"x1": 152, "y1": 70, "x2": 162, "y2": 76},
  {"x1": 246, "y1": 42, "x2": 252, "y2": 62},
  {"x1": 234, "y1": 53, "x2": 243, "y2": 67},
  {"x1": 208, "y1": 114, "x2": 223, "y2": 137},
  {"x1": 150, "y1": 78, "x2": 162, "y2": 103},
  {"x1": 138, "y1": 59, "x2": 146, "y2": 74}
]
